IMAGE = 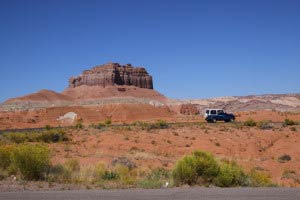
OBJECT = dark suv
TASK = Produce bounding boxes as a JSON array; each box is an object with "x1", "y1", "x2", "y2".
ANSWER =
[{"x1": 204, "y1": 109, "x2": 235, "y2": 123}]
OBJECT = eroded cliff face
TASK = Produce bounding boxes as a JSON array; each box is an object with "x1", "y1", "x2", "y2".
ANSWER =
[{"x1": 69, "y1": 63, "x2": 153, "y2": 89}]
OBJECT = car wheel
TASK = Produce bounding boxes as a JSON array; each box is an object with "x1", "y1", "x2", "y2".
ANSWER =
[
  {"x1": 230, "y1": 118, "x2": 235, "y2": 122},
  {"x1": 212, "y1": 119, "x2": 217, "y2": 123}
]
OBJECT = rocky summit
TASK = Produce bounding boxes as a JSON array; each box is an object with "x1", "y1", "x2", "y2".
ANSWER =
[{"x1": 69, "y1": 63, "x2": 153, "y2": 89}]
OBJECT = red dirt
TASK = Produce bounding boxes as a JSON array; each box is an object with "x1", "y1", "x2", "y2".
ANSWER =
[{"x1": 4, "y1": 90, "x2": 73, "y2": 103}]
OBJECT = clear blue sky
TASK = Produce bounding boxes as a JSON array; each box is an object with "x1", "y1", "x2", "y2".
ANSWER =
[{"x1": 0, "y1": 0, "x2": 300, "y2": 102}]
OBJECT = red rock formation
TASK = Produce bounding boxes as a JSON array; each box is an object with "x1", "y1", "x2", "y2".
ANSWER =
[
  {"x1": 69, "y1": 63, "x2": 153, "y2": 89},
  {"x1": 180, "y1": 104, "x2": 200, "y2": 115}
]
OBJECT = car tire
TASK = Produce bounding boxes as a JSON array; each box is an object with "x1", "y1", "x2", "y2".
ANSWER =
[{"x1": 212, "y1": 119, "x2": 217, "y2": 123}]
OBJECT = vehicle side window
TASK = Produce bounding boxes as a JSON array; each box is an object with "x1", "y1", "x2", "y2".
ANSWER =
[
  {"x1": 217, "y1": 110, "x2": 224, "y2": 115},
  {"x1": 206, "y1": 110, "x2": 209, "y2": 114},
  {"x1": 210, "y1": 110, "x2": 216, "y2": 115}
]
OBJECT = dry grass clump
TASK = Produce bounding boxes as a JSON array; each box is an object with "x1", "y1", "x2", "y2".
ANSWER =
[
  {"x1": 0, "y1": 144, "x2": 50, "y2": 180},
  {"x1": 243, "y1": 119, "x2": 257, "y2": 127}
]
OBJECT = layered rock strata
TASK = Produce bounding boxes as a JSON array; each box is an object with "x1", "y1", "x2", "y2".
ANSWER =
[{"x1": 69, "y1": 63, "x2": 153, "y2": 89}]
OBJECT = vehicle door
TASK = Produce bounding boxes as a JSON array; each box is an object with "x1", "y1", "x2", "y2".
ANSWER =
[
  {"x1": 217, "y1": 110, "x2": 225, "y2": 120},
  {"x1": 210, "y1": 110, "x2": 217, "y2": 120}
]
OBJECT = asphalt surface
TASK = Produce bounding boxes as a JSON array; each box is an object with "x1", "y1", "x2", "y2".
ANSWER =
[{"x1": 1, "y1": 187, "x2": 300, "y2": 200}]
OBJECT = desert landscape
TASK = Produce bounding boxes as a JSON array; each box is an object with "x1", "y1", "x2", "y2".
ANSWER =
[
  {"x1": 1, "y1": 1, "x2": 300, "y2": 199},
  {"x1": 0, "y1": 63, "x2": 300, "y2": 191}
]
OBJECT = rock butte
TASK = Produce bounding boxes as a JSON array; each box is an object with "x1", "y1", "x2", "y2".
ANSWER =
[{"x1": 69, "y1": 63, "x2": 153, "y2": 89}]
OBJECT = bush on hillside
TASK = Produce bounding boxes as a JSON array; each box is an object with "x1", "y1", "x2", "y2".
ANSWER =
[
  {"x1": 172, "y1": 150, "x2": 274, "y2": 187},
  {"x1": 172, "y1": 151, "x2": 219, "y2": 186},
  {"x1": 283, "y1": 118, "x2": 297, "y2": 126},
  {"x1": 215, "y1": 161, "x2": 248, "y2": 187},
  {"x1": 243, "y1": 119, "x2": 257, "y2": 127},
  {"x1": 249, "y1": 169, "x2": 273, "y2": 187},
  {"x1": 2, "y1": 129, "x2": 66, "y2": 144},
  {"x1": 11, "y1": 144, "x2": 50, "y2": 180},
  {"x1": 0, "y1": 146, "x2": 13, "y2": 170},
  {"x1": 105, "y1": 118, "x2": 112, "y2": 126}
]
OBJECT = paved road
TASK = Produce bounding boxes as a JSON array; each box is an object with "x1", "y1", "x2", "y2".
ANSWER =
[{"x1": 1, "y1": 187, "x2": 300, "y2": 200}]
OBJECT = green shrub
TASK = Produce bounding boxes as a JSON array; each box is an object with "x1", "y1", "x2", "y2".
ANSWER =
[
  {"x1": 172, "y1": 150, "x2": 274, "y2": 187},
  {"x1": 94, "y1": 163, "x2": 107, "y2": 179},
  {"x1": 172, "y1": 155, "x2": 198, "y2": 185},
  {"x1": 45, "y1": 125, "x2": 52, "y2": 130},
  {"x1": 244, "y1": 119, "x2": 257, "y2": 127},
  {"x1": 0, "y1": 146, "x2": 13, "y2": 170},
  {"x1": 115, "y1": 165, "x2": 136, "y2": 185},
  {"x1": 192, "y1": 151, "x2": 220, "y2": 180},
  {"x1": 35, "y1": 130, "x2": 66, "y2": 143},
  {"x1": 11, "y1": 144, "x2": 50, "y2": 180},
  {"x1": 105, "y1": 118, "x2": 112, "y2": 126},
  {"x1": 2, "y1": 130, "x2": 66, "y2": 144},
  {"x1": 215, "y1": 161, "x2": 248, "y2": 187},
  {"x1": 96, "y1": 123, "x2": 106, "y2": 129},
  {"x1": 172, "y1": 151, "x2": 220, "y2": 186},
  {"x1": 284, "y1": 119, "x2": 297, "y2": 126},
  {"x1": 249, "y1": 169, "x2": 273, "y2": 187},
  {"x1": 154, "y1": 120, "x2": 168, "y2": 129},
  {"x1": 3, "y1": 133, "x2": 27, "y2": 144},
  {"x1": 102, "y1": 170, "x2": 119, "y2": 180},
  {"x1": 278, "y1": 154, "x2": 291, "y2": 163},
  {"x1": 47, "y1": 159, "x2": 80, "y2": 183}
]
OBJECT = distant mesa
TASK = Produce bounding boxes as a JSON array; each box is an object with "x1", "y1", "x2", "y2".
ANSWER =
[{"x1": 69, "y1": 63, "x2": 153, "y2": 89}]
